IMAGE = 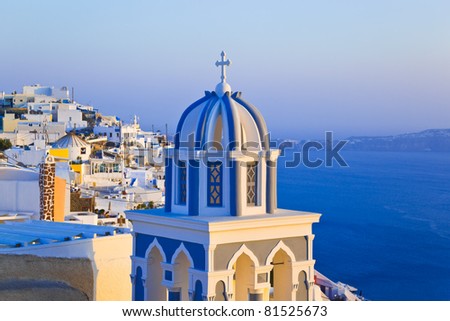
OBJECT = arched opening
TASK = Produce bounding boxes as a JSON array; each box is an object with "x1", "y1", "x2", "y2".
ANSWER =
[
  {"x1": 270, "y1": 249, "x2": 293, "y2": 301},
  {"x1": 135, "y1": 267, "x2": 144, "y2": 301},
  {"x1": 177, "y1": 161, "x2": 187, "y2": 205},
  {"x1": 296, "y1": 271, "x2": 308, "y2": 301},
  {"x1": 147, "y1": 247, "x2": 166, "y2": 301},
  {"x1": 173, "y1": 251, "x2": 191, "y2": 301},
  {"x1": 193, "y1": 280, "x2": 204, "y2": 301},
  {"x1": 214, "y1": 281, "x2": 227, "y2": 301},
  {"x1": 233, "y1": 253, "x2": 255, "y2": 301}
]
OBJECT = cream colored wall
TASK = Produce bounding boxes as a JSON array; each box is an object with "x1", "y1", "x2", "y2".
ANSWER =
[
  {"x1": 2, "y1": 114, "x2": 21, "y2": 133},
  {"x1": 92, "y1": 234, "x2": 133, "y2": 301}
]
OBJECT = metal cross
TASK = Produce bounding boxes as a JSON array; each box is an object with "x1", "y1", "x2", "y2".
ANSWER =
[{"x1": 215, "y1": 51, "x2": 232, "y2": 83}]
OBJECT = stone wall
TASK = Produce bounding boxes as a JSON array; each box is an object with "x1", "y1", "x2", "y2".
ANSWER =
[
  {"x1": 70, "y1": 192, "x2": 95, "y2": 212},
  {"x1": 39, "y1": 156, "x2": 55, "y2": 221},
  {"x1": 0, "y1": 254, "x2": 94, "y2": 300}
]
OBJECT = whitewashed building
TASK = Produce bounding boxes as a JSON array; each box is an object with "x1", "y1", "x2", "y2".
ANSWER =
[
  {"x1": 23, "y1": 85, "x2": 70, "y2": 100},
  {"x1": 56, "y1": 103, "x2": 87, "y2": 131},
  {"x1": 0, "y1": 165, "x2": 40, "y2": 220}
]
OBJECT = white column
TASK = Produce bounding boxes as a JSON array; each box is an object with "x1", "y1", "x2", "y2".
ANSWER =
[
  {"x1": 204, "y1": 244, "x2": 217, "y2": 272},
  {"x1": 307, "y1": 234, "x2": 315, "y2": 260}
]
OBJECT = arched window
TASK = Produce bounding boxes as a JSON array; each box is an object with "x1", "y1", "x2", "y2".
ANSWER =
[
  {"x1": 214, "y1": 281, "x2": 227, "y2": 301},
  {"x1": 135, "y1": 267, "x2": 144, "y2": 301},
  {"x1": 178, "y1": 161, "x2": 187, "y2": 205},
  {"x1": 193, "y1": 280, "x2": 204, "y2": 301},
  {"x1": 207, "y1": 161, "x2": 222, "y2": 207},
  {"x1": 296, "y1": 271, "x2": 308, "y2": 301},
  {"x1": 246, "y1": 162, "x2": 258, "y2": 206}
]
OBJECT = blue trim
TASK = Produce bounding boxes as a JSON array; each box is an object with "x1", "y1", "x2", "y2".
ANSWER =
[
  {"x1": 175, "y1": 94, "x2": 211, "y2": 148},
  {"x1": 195, "y1": 95, "x2": 218, "y2": 150},
  {"x1": 188, "y1": 160, "x2": 199, "y2": 215},
  {"x1": 178, "y1": 161, "x2": 187, "y2": 205},
  {"x1": 165, "y1": 157, "x2": 172, "y2": 212},
  {"x1": 233, "y1": 95, "x2": 270, "y2": 150},
  {"x1": 134, "y1": 267, "x2": 144, "y2": 301},
  {"x1": 229, "y1": 159, "x2": 238, "y2": 216},
  {"x1": 135, "y1": 233, "x2": 206, "y2": 270},
  {"x1": 222, "y1": 93, "x2": 237, "y2": 150}
]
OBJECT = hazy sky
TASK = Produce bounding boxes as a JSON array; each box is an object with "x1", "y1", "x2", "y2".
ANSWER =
[{"x1": 1, "y1": 0, "x2": 449, "y2": 139}]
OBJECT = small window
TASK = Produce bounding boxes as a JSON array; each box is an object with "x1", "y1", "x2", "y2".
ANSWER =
[
  {"x1": 246, "y1": 162, "x2": 258, "y2": 206},
  {"x1": 80, "y1": 147, "x2": 86, "y2": 155},
  {"x1": 207, "y1": 161, "x2": 222, "y2": 207},
  {"x1": 164, "y1": 270, "x2": 173, "y2": 281},
  {"x1": 178, "y1": 161, "x2": 187, "y2": 205}
]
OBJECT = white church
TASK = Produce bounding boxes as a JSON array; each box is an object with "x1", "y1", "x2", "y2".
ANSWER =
[{"x1": 127, "y1": 52, "x2": 321, "y2": 301}]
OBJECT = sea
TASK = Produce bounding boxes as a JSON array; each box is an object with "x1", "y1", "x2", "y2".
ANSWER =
[{"x1": 277, "y1": 150, "x2": 450, "y2": 301}]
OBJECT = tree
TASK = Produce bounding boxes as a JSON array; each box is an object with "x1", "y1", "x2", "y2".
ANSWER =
[{"x1": 0, "y1": 138, "x2": 12, "y2": 151}]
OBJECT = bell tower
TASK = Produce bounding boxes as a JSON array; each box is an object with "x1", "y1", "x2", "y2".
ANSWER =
[
  {"x1": 128, "y1": 52, "x2": 321, "y2": 302},
  {"x1": 166, "y1": 52, "x2": 279, "y2": 217}
]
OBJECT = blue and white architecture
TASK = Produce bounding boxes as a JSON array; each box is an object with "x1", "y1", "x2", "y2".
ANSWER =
[{"x1": 127, "y1": 52, "x2": 321, "y2": 301}]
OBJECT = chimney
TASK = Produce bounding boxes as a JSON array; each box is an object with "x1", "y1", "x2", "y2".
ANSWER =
[{"x1": 39, "y1": 154, "x2": 56, "y2": 221}]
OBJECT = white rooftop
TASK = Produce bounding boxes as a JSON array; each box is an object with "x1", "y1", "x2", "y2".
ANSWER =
[
  {"x1": 0, "y1": 166, "x2": 38, "y2": 181},
  {"x1": 0, "y1": 220, "x2": 130, "y2": 249}
]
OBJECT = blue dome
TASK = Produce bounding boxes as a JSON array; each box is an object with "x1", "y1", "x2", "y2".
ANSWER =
[{"x1": 175, "y1": 90, "x2": 269, "y2": 151}]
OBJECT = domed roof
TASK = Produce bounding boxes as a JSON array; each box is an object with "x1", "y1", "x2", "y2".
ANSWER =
[
  {"x1": 52, "y1": 132, "x2": 89, "y2": 148},
  {"x1": 175, "y1": 52, "x2": 269, "y2": 151}
]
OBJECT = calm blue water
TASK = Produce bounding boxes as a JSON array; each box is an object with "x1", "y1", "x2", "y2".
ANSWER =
[{"x1": 277, "y1": 151, "x2": 450, "y2": 300}]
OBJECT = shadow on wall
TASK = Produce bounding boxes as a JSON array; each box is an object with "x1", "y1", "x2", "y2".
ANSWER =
[
  {"x1": 0, "y1": 254, "x2": 93, "y2": 301},
  {"x1": 0, "y1": 279, "x2": 89, "y2": 301}
]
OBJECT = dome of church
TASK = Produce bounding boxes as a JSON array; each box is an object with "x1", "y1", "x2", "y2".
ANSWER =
[
  {"x1": 175, "y1": 52, "x2": 269, "y2": 151},
  {"x1": 52, "y1": 132, "x2": 91, "y2": 162},
  {"x1": 52, "y1": 132, "x2": 88, "y2": 149}
]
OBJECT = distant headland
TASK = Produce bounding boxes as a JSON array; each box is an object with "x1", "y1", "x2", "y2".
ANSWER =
[
  {"x1": 344, "y1": 129, "x2": 450, "y2": 152},
  {"x1": 281, "y1": 129, "x2": 450, "y2": 153}
]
